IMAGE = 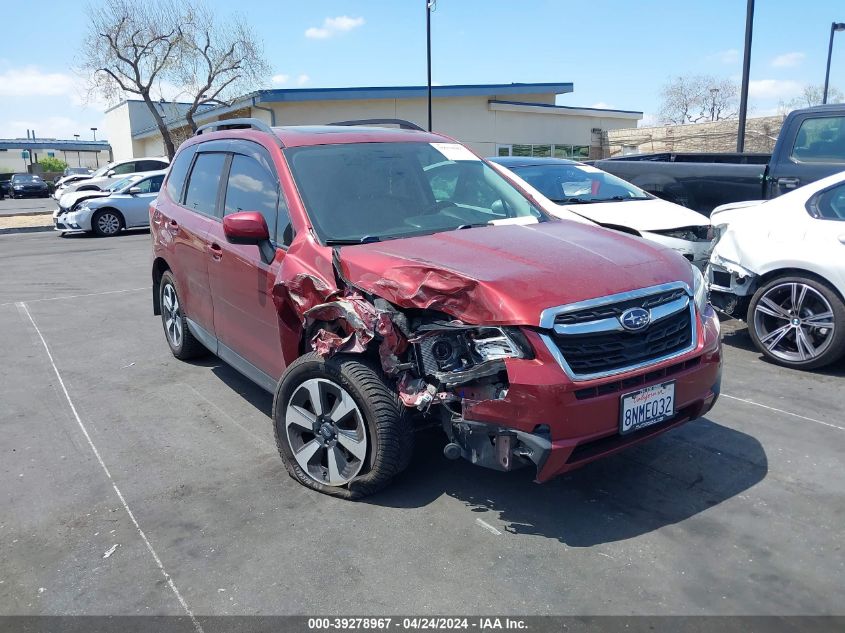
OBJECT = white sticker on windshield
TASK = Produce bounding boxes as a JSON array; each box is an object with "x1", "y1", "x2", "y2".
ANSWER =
[
  {"x1": 577, "y1": 165, "x2": 603, "y2": 173},
  {"x1": 430, "y1": 143, "x2": 480, "y2": 162}
]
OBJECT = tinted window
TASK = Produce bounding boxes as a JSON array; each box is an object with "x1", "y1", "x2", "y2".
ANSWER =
[
  {"x1": 184, "y1": 153, "x2": 227, "y2": 216},
  {"x1": 509, "y1": 163, "x2": 651, "y2": 203},
  {"x1": 135, "y1": 174, "x2": 164, "y2": 194},
  {"x1": 165, "y1": 145, "x2": 198, "y2": 203},
  {"x1": 223, "y1": 155, "x2": 279, "y2": 237},
  {"x1": 111, "y1": 162, "x2": 137, "y2": 175},
  {"x1": 809, "y1": 183, "x2": 845, "y2": 220},
  {"x1": 791, "y1": 117, "x2": 845, "y2": 163},
  {"x1": 138, "y1": 159, "x2": 168, "y2": 171}
]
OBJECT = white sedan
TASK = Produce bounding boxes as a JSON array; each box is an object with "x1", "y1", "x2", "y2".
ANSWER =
[
  {"x1": 708, "y1": 171, "x2": 845, "y2": 369},
  {"x1": 53, "y1": 171, "x2": 165, "y2": 237},
  {"x1": 489, "y1": 157, "x2": 714, "y2": 268}
]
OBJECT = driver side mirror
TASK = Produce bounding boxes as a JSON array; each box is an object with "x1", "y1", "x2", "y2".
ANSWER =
[
  {"x1": 128, "y1": 186, "x2": 142, "y2": 195},
  {"x1": 107, "y1": 169, "x2": 116, "y2": 177},
  {"x1": 223, "y1": 211, "x2": 270, "y2": 245}
]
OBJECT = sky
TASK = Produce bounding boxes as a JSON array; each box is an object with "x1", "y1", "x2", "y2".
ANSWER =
[{"x1": 1, "y1": 0, "x2": 844, "y2": 141}]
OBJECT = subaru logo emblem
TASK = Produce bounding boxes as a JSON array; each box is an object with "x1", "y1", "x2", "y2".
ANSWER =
[{"x1": 620, "y1": 307, "x2": 651, "y2": 331}]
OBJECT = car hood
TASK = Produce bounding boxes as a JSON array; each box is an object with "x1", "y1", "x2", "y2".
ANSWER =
[
  {"x1": 59, "y1": 189, "x2": 111, "y2": 210},
  {"x1": 338, "y1": 220, "x2": 693, "y2": 326},
  {"x1": 553, "y1": 197, "x2": 709, "y2": 232}
]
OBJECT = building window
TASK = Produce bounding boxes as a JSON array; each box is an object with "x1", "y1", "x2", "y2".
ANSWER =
[{"x1": 502, "y1": 144, "x2": 591, "y2": 160}]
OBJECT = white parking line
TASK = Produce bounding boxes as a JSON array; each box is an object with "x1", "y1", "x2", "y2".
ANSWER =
[
  {"x1": 722, "y1": 393, "x2": 844, "y2": 432},
  {"x1": 17, "y1": 301, "x2": 203, "y2": 632},
  {"x1": 475, "y1": 518, "x2": 503, "y2": 536},
  {"x1": 1, "y1": 287, "x2": 149, "y2": 308}
]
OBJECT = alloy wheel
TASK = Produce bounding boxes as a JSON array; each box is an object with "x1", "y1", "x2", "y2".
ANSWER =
[
  {"x1": 753, "y1": 282, "x2": 835, "y2": 363},
  {"x1": 162, "y1": 283, "x2": 183, "y2": 348},
  {"x1": 96, "y1": 212, "x2": 120, "y2": 235},
  {"x1": 285, "y1": 378, "x2": 367, "y2": 486}
]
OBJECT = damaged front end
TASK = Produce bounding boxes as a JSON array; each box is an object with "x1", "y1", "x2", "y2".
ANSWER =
[
  {"x1": 276, "y1": 266, "x2": 548, "y2": 477},
  {"x1": 706, "y1": 228, "x2": 759, "y2": 317}
]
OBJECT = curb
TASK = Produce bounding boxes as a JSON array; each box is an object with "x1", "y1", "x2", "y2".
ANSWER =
[
  {"x1": 0, "y1": 225, "x2": 54, "y2": 236},
  {"x1": 0, "y1": 210, "x2": 55, "y2": 218}
]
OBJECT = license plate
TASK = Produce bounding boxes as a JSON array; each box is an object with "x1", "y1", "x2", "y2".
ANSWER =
[{"x1": 620, "y1": 381, "x2": 675, "y2": 435}]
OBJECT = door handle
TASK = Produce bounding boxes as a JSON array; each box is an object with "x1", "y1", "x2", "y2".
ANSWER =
[
  {"x1": 777, "y1": 177, "x2": 800, "y2": 190},
  {"x1": 208, "y1": 242, "x2": 223, "y2": 260}
]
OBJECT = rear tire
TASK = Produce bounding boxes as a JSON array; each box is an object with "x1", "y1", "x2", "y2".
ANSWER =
[
  {"x1": 159, "y1": 271, "x2": 207, "y2": 360},
  {"x1": 273, "y1": 353, "x2": 413, "y2": 499},
  {"x1": 747, "y1": 274, "x2": 845, "y2": 370}
]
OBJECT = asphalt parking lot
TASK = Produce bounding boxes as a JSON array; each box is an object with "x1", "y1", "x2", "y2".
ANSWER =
[{"x1": 1, "y1": 230, "x2": 843, "y2": 617}]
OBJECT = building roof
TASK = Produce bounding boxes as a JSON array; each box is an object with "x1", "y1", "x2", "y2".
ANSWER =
[
  {"x1": 0, "y1": 139, "x2": 111, "y2": 152},
  {"x1": 489, "y1": 100, "x2": 643, "y2": 116},
  {"x1": 129, "y1": 82, "x2": 577, "y2": 138}
]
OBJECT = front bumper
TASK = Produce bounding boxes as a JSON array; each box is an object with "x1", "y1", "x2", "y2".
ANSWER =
[
  {"x1": 53, "y1": 207, "x2": 93, "y2": 232},
  {"x1": 705, "y1": 260, "x2": 758, "y2": 317},
  {"x1": 457, "y1": 305, "x2": 722, "y2": 482},
  {"x1": 641, "y1": 232, "x2": 715, "y2": 270}
]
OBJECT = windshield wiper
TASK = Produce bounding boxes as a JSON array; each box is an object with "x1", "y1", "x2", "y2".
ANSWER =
[
  {"x1": 589, "y1": 196, "x2": 649, "y2": 202},
  {"x1": 550, "y1": 197, "x2": 599, "y2": 204},
  {"x1": 324, "y1": 235, "x2": 381, "y2": 245}
]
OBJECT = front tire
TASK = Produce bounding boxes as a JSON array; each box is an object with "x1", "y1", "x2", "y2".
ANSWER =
[
  {"x1": 747, "y1": 275, "x2": 845, "y2": 370},
  {"x1": 273, "y1": 353, "x2": 413, "y2": 499},
  {"x1": 159, "y1": 271, "x2": 207, "y2": 360},
  {"x1": 92, "y1": 209, "x2": 123, "y2": 237}
]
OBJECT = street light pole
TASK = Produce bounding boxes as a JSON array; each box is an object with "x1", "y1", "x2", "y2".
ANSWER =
[
  {"x1": 736, "y1": 0, "x2": 754, "y2": 153},
  {"x1": 426, "y1": 0, "x2": 434, "y2": 131},
  {"x1": 91, "y1": 127, "x2": 98, "y2": 141},
  {"x1": 823, "y1": 22, "x2": 845, "y2": 104},
  {"x1": 710, "y1": 88, "x2": 720, "y2": 121}
]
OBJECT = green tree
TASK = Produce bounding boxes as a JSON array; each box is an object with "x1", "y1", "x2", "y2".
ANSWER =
[{"x1": 38, "y1": 156, "x2": 69, "y2": 172}]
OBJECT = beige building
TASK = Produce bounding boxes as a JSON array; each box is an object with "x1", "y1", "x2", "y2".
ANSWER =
[
  {"x1": 0, "y1": 138, "x2": 111, "y2": 173},
  {"x1": 105, "y1": 83, "x2": 642, "y2": 160}
]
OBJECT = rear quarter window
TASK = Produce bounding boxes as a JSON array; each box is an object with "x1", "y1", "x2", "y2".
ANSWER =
[{"x1": 165, "y1": 145, "x2": 198, "y2": 203}]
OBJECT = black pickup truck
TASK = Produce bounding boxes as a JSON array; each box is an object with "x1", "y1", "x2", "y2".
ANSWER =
[{"x1": 593, "y1": 104, "x2": 845, "y2": 215}]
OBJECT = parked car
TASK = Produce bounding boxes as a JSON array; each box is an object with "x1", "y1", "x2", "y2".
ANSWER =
[
  {"x1": 54, "y1": 157, "x2": 169, "y2": 198},
  {"x1": 54, "y1": 167, "x2": 93, "y2": 184},
  {"x1": 707, "y1": 171, "x2": 845, "y2": 369},
  {"x1": 150, "y1": 118, "x2": 721, "y2": 499},
  {"x1": 0, "y1": 178, "x2": 9, "y2": 199},
  {"x1": 489, "y1": 157, "x2": 714, "y2": 268},
  {"x1": 54, "y1": 171, "x2": 165, "y2": 236},
  {"x1": 592, "y1": 104, "x2": 845, "y2": 215},
  {"x1": 9, "y1": 173, "x2": 50, "y2": 198}
]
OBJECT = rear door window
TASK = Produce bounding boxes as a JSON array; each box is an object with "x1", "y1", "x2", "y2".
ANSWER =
[
  {"x1": 809, "y1": 182, "x2": 845, "y2": 220},
  {"x1": 184, "y1": 153, "x2": 227, "y2": 217},
  {"x1": 138, "y1": 159, "x2": 168, "y2": 171},
  {"x1": 136, "y1": 174, "x2": 164, "y2": 194},
  {"x1": 791, "y1": 117, "x2": 845, "y2": 163}
]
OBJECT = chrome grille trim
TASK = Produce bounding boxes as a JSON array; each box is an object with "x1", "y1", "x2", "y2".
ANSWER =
[{"x1": 540, "y1": 282, "x2": 698, "y2": 382}]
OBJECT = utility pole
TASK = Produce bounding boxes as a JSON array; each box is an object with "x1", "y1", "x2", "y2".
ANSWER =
[
  {"x1": 736, "y1": 0, "x2": 754, "y2": 152},
  {"x1": 426, "y1": 0, "x2": 434, "y2": 131},
  {"x1": 823, "y1": 22, "x2": 845, "y2": 104}
]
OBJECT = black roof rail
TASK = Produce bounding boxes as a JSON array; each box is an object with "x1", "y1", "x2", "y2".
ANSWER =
[
  {"x1": 327, "y1": 118, "x2": 426, "y2": 132},
  {"x1": 194, "y1": 118, "x2": 283, "y2": 147}
]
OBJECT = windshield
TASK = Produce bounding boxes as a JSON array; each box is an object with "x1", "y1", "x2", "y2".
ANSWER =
[
  {"x1": 285, "y1": 142, "x2": 544, "y2": 243},
  {"x1": 509, "y1": 163, "x2": 652, "y2": 203},
  {"x1": 107, "y1": 176, "x2": 138, "y2": 192},
  {"x1": 91, "y1": 164, "x2": 113, "y2": 178},
  {"x1": 12, "y1": 174, "x2": 42, "y2": 182}
]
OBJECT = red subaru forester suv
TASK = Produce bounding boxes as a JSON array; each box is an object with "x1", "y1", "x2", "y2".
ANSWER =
[{"x1": 150, "y1": 118, "x2": 722, "y2": 499}]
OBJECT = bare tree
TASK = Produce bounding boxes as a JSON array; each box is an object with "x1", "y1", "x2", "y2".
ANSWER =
[
  {"x1": 80, "y1": 0, "x2": 270, "y2": 159},
  {"x1": 789, "y1": 84, "x2": 844, "y2": 108},
  {"x1": 81, "y1": 0, "x2": 183, "y2": 158},
  {"x1": 659, "y1": 75, "x2": 739, "y2": 125},
  {"x1": 177, "y1": 5, "x2": 271, "y2": 133}
]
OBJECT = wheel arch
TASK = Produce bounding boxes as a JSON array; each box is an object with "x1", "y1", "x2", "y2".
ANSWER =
[
  {"x1": 151, "y1": 257, "x2": 171, "y2": 315},
  {"x1": 92, "y1": 206, "x2": 126, "y2": 229},
  {"x1": 756, "y1": 267, "x2": 845, "y2": 305}
]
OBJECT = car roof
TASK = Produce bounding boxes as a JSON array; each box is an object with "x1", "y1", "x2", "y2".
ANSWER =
[
  {"x1": 192, "y1": 125, "x2": 450, "y2": 149},
  {"x1": 488, "y1": 156, "x2": 580, "y2": 167}
]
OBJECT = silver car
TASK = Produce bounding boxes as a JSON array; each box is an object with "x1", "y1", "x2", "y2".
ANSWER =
[
  {"x1": 53, "y1": 171, "x2": 166, "y2": 236},
  {"x1": 53, "y1": 157, "x2": 169, "y2": 199}
]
